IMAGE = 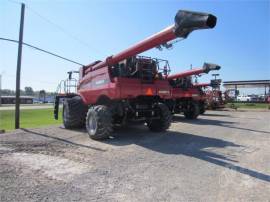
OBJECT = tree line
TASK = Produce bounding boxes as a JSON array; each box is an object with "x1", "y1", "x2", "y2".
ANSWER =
[{"x1": 0, "y1": 87, "x2": 55, "y2": 99}]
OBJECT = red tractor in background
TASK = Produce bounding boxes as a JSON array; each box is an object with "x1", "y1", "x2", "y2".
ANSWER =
[
  {"x1": 54, "y1": 10, "x2": 217, "y2": 140},
  {"x1": 166, "y1": 63, "x2": 221, "y2": 119}
]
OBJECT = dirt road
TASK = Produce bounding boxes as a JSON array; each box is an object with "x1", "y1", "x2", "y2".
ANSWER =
[{"x1": 0, "y1": 110, "x2": 269, "y2": 201}]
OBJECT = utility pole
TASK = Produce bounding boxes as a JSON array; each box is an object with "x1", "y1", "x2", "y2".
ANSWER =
[
  {"x1": 15, "y1": 3, "x2": 25, "y2": 129},
  {"x1": 0, "y1": 74, "x2": 2, "y2": 106},
  {"x1": 264, "y1": 85, "x2": 266, "y2": 95}
]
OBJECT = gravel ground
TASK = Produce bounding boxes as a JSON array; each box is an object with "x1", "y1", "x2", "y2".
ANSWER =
[{"x1": 0, "y1": 110, "x2": 269, "y2": 202}]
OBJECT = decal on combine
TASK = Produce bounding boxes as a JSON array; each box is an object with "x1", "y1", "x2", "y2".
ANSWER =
[
  {"x1": 158, "y1": 90, "x2": 170, "y2": 94},
  {"x1": 146, "y1": 88, "x2": 154, "y2": 96},
  {"x1": 93, "y1": 79, "x2": 109, "y2": 87}
]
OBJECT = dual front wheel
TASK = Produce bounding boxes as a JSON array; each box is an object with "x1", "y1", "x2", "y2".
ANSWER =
[
  {"x1": 183, "y1": 101, "x2": 200, "y2": 119},
  {"x1": 63, "y1": 96, "x2": 171, "y2": 140},
  {"x1": 85, "y1": 105, "x2": 113, "y2": 140}
]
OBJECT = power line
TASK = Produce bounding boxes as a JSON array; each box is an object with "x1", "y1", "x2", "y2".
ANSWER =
[
  {"x1": 0, "y1": 37, "x2": 84, "y2": 66},
  {"x1": 5, "y1": 0, "x2": 106, "y2": 58},
  {"x1": 24, "y1": 42, "x2": 84, "y2": 66},
  {"x1": 6, "y1": 0, "x2": 21, "y2": 5},
  {"x1": 26, "y1": 6, "x2": 106, "y2": 58}
]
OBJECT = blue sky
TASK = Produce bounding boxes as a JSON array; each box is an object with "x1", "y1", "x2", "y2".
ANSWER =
[{"x1": 1, "y1": 0, "x2": 269, "y2": 93}]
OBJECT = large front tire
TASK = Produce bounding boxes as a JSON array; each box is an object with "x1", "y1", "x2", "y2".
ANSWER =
[
  {"x1": 62, "y1": 96, "x2": 87, "y2": 129},
  {"x1": 184, "y1": 101, "x2": 200, "y2": 119},
  {"x1": 200, "y1": 107, "x2": 206, "y2": 114},
  {"x1": 200, "y1": 102, "x2": 206, "y2": 114},
  {"x1": 86, "y1": 105, "x2": 113, "y2": 140},
  {"x1": 147, "y1": 103, "x2": 172, "y2": 132}
]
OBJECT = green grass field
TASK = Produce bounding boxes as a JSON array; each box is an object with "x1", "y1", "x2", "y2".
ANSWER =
[
  {"x1": 1, "y1": 103, "x2": 268, "y2": 131},
  {"x1": 225, "y1": 102, "x2": 270, "y2": 109},
  {"x1": 0, "y1": 108, "x2": 62, "y2": 131}
]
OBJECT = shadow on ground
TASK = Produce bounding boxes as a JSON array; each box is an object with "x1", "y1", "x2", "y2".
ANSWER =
[
  {"x1": 20, "y1": 128, "x2": 106, "y2": 152},
  {"x1": 201, "y1": 113, "x2": 231, "y2": 117},
  {"x1": 18, "y1": 125, "x2": 270, "y2": 183},
  {"x1": 173, "y1": 115, "x2": 270, "y2": 134},
  {"x1": 105, "y1": 125, "x2": 270, "y2": 183}
]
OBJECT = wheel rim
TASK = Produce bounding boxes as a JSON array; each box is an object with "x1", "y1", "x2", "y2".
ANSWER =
[{"x1": 88, "y1": 114, "x2": 97, "y2": 135}]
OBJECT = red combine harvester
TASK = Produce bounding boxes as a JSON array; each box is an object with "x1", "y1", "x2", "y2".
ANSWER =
[
  {"x1": 196, "y1": 79, "x2": 225, "y2": 110},
  {"x1": 166, "y1": 63, "x2": 220, "y2": 119},
  {"x1": 193, "y1": 82, "x2": 213, "y2": 113},
  {"x1": 54, "y1": 10, "x2": 217, "y2": 140}
]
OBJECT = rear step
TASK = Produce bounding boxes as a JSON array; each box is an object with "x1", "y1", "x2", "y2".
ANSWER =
[
  {"x1": 54, "y1": 72, "x2": 79, "y2": 120},
  {"x1": 53, "y1": 94, "x2": 77, "y2": 120},
  {"x1": 54, "y1": 96, "x2": 60, "y2": 120}
]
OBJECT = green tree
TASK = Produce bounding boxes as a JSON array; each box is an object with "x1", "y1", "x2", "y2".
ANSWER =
[
  {"x1": 25, "y1": 86, "x2": 34, "y2": 96},
  {"x1": 39, "y1": 90, "x2": 46, "y2": 103}
]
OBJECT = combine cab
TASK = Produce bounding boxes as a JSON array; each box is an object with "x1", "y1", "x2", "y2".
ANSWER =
[{"x1": 54, "y1": 10, "x2": 217, "y2": 140}]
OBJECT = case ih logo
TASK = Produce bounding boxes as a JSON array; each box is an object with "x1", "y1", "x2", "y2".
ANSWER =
[
  {"x1": 95, "y1": 79, "x2": 105, "y2": 85},
  {"x1": 94, "y1": 79, "x2": 109, "y2": 87},
  {"x1": 158, "y1": 90, "x2": 170, "y2": 94}
]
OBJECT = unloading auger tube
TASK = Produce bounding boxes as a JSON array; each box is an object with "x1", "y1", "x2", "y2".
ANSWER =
[
  {"x1": 167, "y1": 63, "x2": 221, "y2": 80},
  {"x1": 83, "y1": 10, "x2": 217, "y2": 74}
]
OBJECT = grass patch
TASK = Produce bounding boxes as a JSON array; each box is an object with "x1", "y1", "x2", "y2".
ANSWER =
[
  {"x1": 226, "y1": 102, "x2": 270, "y2": 109},
  {"x1": 0, "y1": 108, "x2": 62, "y2": 131}
]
